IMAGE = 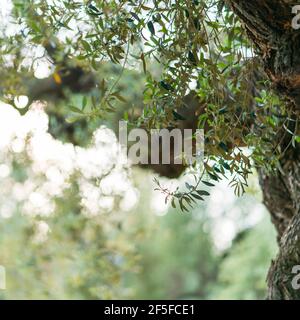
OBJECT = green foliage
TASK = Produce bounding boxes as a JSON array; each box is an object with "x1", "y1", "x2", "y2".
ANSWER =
[
  {"x1": 210, "y1": 217, "x2": 278, "y2": 299},
  {"x1": 125, "y1": 175, "x2": 219, "y2": 299},
  {"x1": 0, "y1": 0, "x2": 294, "y2": 209},
  {"x1": 0, "y1": 168, "x2": 277, "y2": 299},
  {"x1": 0, "y1": 184, "x2": 138, "y2": 299}
]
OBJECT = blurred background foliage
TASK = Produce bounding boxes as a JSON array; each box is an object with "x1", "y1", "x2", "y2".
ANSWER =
[
  {"x1": 0, "y1": 60, "x2": 278, "y2": 300},
  {"x1": 0, "y1": 59, "x2": 278, "y2": 300},
  {"x1": 0, "y1": 153, "x2": 277, "y2": 299}
]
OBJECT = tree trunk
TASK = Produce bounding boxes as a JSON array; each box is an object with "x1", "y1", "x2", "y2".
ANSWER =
[
  {"x1": 259, "y1": 147, "x2": 300, "y2": 299},
  {"x1": 226, "y1": 0, "x2": 300, "y2": 299}
]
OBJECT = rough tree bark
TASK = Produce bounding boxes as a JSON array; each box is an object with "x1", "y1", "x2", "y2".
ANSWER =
[{"x1": 226, "y1": 0, "x2": 300, "y2": 299}]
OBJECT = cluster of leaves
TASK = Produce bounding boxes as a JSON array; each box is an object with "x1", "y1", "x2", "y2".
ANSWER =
[{"x1": 0, "y1": 0, "x2": 296, "y2": 210}]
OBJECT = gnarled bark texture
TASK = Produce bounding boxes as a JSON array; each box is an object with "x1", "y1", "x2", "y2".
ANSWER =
[{"x1": 226, "y1": 0, "x2": 300, "y2": 299}]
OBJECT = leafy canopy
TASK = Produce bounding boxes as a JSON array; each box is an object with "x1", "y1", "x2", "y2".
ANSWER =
[{"x1": 0, "y1": 0, "x2": 293, "y2": 209}]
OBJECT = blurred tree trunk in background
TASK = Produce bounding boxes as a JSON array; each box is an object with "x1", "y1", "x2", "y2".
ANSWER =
[{"x1": 226, "y1": 0, "x2": 300, "y2": 299}]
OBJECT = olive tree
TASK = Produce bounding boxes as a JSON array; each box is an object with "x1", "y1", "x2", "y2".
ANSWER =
[{"x1": 1, "y1": 0, "x2": 300, "y2": 299}]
